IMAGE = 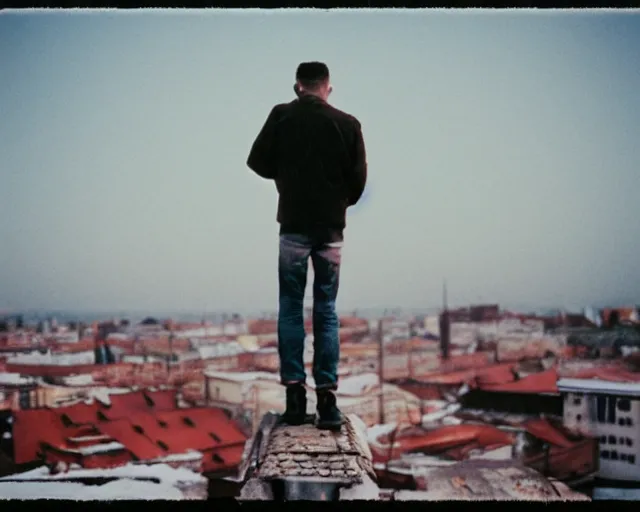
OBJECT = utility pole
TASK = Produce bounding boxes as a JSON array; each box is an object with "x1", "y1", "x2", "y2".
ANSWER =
[
  {"x1": 439, "y1": 280, "x2": 451, "y2": 361},
  {"x1": 377, "y1": 318, "x2": 385, "y2": 425},
  {"x1": 167, "y1": 322, "x2": 174, "y2": 378}
]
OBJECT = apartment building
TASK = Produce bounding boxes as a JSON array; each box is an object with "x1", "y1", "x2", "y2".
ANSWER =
[{"x1": 558, "y1": 378, "x2": 640, "y2": 481}]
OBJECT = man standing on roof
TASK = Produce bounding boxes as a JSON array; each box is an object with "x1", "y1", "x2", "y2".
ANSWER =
[{"x1": 247, "y1": 62, "x2": 368, "y2": 430}]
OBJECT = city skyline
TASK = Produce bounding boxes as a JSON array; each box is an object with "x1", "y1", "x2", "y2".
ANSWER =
[{"x1": 1, "y1": 9, "x2": 639, "y2": 313}]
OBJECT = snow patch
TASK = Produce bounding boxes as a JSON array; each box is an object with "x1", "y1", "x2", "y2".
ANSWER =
[
  {"x1": 1, "y1": 462, "x2": 206, "y2": 485},
  {"x1": 62, "y1": 374, "x2": 94, "y2": 386},
  {"x1": 198, "y1": 341, "x2": 246, "y2": 360},
  {"x1": 150, "y1": 450, "x2": 203, "y2": 463},
  {"x1": 75, "y1": 442, "x2": 125, "y2": 455},
  {"x1": 0, "y1": 372, "x2": 35, "y2": 386},
  {"x1": 204, "y1": 370, "x2": 278, "y2": 382},
  {"x1": 0, "y1": 480, "x2": 184, "y2": 500},
  {"x1": 7, "y1": 350, "x2": 95, "y2": 366},
  {"x1": 367, "y1": 423, "x2": 397, "y2": 445}
]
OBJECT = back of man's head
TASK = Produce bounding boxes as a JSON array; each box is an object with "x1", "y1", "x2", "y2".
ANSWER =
[{"x1": 295, "y1": 61, "x2": 332, "y2": 100}]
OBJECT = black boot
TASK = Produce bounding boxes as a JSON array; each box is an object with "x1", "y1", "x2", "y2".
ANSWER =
[
  {"x1": 316, "y1": 389, "x2": 345, "y2": 431},
  {"x1": 282, "y1": 383, "x2": 307, "y2": 426}
]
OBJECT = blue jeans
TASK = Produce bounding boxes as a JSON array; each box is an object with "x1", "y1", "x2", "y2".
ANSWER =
[{"x1": 277, "y1": 233, "x2": 342, "y2": 390}]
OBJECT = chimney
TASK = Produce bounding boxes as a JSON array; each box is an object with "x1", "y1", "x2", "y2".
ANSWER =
[{"x1": 439, "y1": 280, "x2": 451, "y2": 361}]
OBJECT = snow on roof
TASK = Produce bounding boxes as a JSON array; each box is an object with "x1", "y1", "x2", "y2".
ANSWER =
[
  {"x1": 122, "y1": 355, "x2": 164, "y2": 364},
  {"x1": 0, "y1": 372, "x2": 35, "y2": 386},
  {"x1": 1, "y1": 461, "x2": 206, "y2": 485},
  {"x1": 64, "y1": 442, "x2": 126, "y2": 456},
  {"x1": 198, "y1": 341, "x2": 246, "y2": 360},
  {"x1": 557, "y1": 378, "x2": 640, "y2": 396},
  {"x1": 7, "y1": 350, "x2": 95, "y2": 366},
  {"x1": 150, "y1": 450, "x2": 203, "y2": 463},
  {"x1": 256, "y1": 347, "x2": 278, "y2": 354},
  {"x1": 0, "y1": 480, "x2": 184, "y2": 500},
  {"x1": 421, "y1": 403, "x2": 461, "y2": 425},
  {"x1": 204, "y1": 369, "x2": 278, "y2": 382},
  {"x1": 67, "y1": 435, "x2": 111, "y2": 443},
  {"x1": 337, "y1": 373, "x2": 380, "y2": 395},
  {"x1": 62, "y1": 374, "x2": 94, "y2": 386},
  {"x1": 367, "y1": 423, "x2": 398, "y2": 445},
  {"x1": 468, "y1": 445, "x2": 513, "y2": 461},
  {"x1": 106, "y1": 333, "x2": 130, "y2": 341},
  {"x1": 82, "y1": 386, "x2": 132, "y2": 406}
]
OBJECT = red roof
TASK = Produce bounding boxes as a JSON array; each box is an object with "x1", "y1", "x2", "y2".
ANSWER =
[
  {"x1": 155, "y1": 408, "x2": 247, "y2": 448},
  {"x1": 94, "y1": 418, "x2": 165, "y2": 460},
  {"x1": 475, "y1": 364, "x2": 517, "y2": 385},
  {"x1": 98, "y1": 389, "x2": 177, "y2": 420},
  {"x1": 383, "y1": 424, "x2": 514, "y2": 460},
  {"x1": 144, "y1": 389, "x2": 178, "y2": 410},
  {"x1": 204, "y1": 443, "x2": 246, "y2": 473},
  {"x1": 12, "y1": 409, "x2": 88, "y2": 464},
  {"x1": 419, "y1": 363, "x2": 517, "y2": 387},
  {"x1": 94, "y1": 408, "x2": 247, "y2": 463},
  {"x1": 524, "y1": 418, "x2": 573, "y2": 449},
  {"x1": 478, "y1": 368, "x2": 559, "y2": 394},
  {"x1": 571, "y1": 366, "x2": 640, "y2": 383},
  {"x1": 57, "y1": 401, "x2": 100, "y2": 425}
]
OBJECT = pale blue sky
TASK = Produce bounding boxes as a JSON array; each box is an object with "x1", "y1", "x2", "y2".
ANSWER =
[{"x1": 1, "y1": 9, "x2": 639, "y2": 314}]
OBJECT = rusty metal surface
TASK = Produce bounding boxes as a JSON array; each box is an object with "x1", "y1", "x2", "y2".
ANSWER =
[{"x1": 255, "y1": 414, "x2": 375, "y2": 484}]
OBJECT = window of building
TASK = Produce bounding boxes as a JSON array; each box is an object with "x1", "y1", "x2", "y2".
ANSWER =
[
  {"x1": 621, "y1": 454, "x2": 628, "y2": 461},
  {"x1": 629, "y1": 455, "x2": 636, "y2": 464},
  {"x1": 618, "y1": 418, "x2": 626, "y2": 426},
  {"x1": 576, "y1": 414, "x2": 582, "y2": 421},
  {"x1": 609, "y1": 435, "x2": 617, "y2": 445},
  {"x1": 626, "y1": 418, "x2": 633, "y2": 427},
  {"x1": 573, "y1": 397, "x2": 582, "y2": 406},
  {"x1": 601, "y1": 450, "x2": 610, "y2": 459},
  {"x1": 600, "y1": 435, "x2": 607, "y2": 444},
  {"x1": 607, "y1": 396, "x2": 617, "y2": 424},
  {"x1": 626, "y1": 438, "x2": 633, "y2": 447},
  {"x1": 618, "y1": 399, "x2": 631, "y2": 412},
  {"x1": 611, "y1": 451, "x2": 619, "y2": 461}
]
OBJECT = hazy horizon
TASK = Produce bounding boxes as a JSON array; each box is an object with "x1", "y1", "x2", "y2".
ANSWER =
[{"x1": 1, "y1": 9, "x2": 639, "y2": 314}]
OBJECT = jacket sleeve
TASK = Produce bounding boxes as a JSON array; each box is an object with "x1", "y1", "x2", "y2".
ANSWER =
[
  {"x1": 247, "y1": 106, "x2": 281, "y2": 180},
  {"x1": 347, "y1": 119, "x2": 368, "y2": 206}
]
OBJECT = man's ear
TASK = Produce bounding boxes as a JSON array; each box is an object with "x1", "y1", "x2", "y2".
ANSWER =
[{"x1": 294, "y1": 83, "x2": 302, "y2": 97}]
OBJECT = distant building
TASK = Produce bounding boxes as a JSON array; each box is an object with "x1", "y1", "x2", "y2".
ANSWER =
[{"x1": 558, "y1": 378, "x2": 640, "y2": 482}]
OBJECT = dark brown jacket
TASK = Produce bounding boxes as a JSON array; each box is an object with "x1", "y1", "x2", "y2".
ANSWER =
[{"x1": 247, "y1": 95, "x2": 367, "y2": 235}]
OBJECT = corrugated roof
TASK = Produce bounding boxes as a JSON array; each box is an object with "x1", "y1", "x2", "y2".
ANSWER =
[{"x1": 557, "y1": 378, "x2": 640, "y2": 396}]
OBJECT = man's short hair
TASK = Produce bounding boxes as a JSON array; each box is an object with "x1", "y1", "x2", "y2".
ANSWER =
[{"x1": 296, "y1": 61, "x2": 330, "y2": 90}]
